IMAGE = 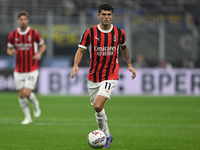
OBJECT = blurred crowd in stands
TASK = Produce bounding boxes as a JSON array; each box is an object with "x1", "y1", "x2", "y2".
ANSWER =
[{"x1": 0, "y1": 0, "x2": 200, "y2": 68}]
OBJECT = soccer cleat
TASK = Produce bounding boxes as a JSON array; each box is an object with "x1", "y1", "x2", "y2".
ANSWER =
[
  {"x1": 21, "y1": 117, "x2": 32, "y2": 125},
  {"x1": 33, "y1": 103, "x2": 41, "y2": 118},
  {"x1": 103, "y1": 134, "x2": 113, "y2": 148}
]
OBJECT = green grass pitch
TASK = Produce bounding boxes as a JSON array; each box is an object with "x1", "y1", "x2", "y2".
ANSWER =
[{"x1": 0, "y1": 93, "x2": 200, "y2": 150}]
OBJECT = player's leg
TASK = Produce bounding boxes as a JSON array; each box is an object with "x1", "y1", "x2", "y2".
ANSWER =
[
  {"x1": 88, "y1": 80, "x2": 117, "y2": 148},
  {"x1": 88, "y1": 83, "x2": 110, "y2": 140},
  {"x1": 94, "y1": 96, "x2": 113, "y2": 149},
  {"x1": 18, "y1": 88, "x2": 32, "y2": 124},
  {"x1": 14, "y1": 72, "x2": 32, "y2": 124},
  {"x1": 93, "y1": 95, "x2": 106, "y2": 112},
  {"x1": 93, "y1": 95, "x2": 110, "y2": 137},
  {"x1": 24, "y1": 70, "x2": 41, "y2": 118},
  {"x1": 23, "y1": 88, "x2": 41, "y2": 118},
  {"x1": 95, "y1": 80, "x2": 118, "y2": 148},
  {"x1": 29, "y1": 92, "x2": 41, "y2": 118}
]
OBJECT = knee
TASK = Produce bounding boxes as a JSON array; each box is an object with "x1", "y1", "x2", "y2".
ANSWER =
[
  {"x1": 93, "y1": 95, "x2": 106, "y2": 112},
  {"x1": 19, "y1": 91, "x2": 25, "y2": 98},
  {"x1": 23, "y1": 88, "x2": 32, "y2": 98},
  {"x1": 93, "y1": 103, "x2": 103, "y2": 112},
  {"x1": 18, "y1": 89, "x2": 31, "y2": 98},
  {"x1": 23, "y1": 91, "x2": 31, "y2": 98}
]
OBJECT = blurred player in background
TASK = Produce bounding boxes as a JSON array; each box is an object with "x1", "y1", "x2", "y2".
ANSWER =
[
  {"x1": 71, "y1": 2, "x2": 136, "y2": 148},
  {"x1": 7, "y1": 11, "x2": 46, "y2": 125}
]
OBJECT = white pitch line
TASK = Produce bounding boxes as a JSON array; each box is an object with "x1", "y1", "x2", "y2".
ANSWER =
[{"x1": 0, "y1": 119, "x2": 200, "y2": 128}]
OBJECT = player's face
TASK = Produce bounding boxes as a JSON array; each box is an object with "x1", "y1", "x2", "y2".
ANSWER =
[
  {"x1": 18, "y1": 15, "x2": 29, "y2": 29},
  {"x1": 98, "y1": 10, "x2": 113, "y2": 27}
]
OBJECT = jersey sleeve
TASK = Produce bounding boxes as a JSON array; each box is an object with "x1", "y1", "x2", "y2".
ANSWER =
[
  {"x1": 34, "y1": 30, "x2": 44, "y2": 45},
  {"x1": 78, "y1": 29, "x2": 91, "y2": 49},
  {"x1": 7, "y1": 31, "x2": 14, "y2": 48},
  {"x1": 119, "y1": 29, "x2": 126, "y2": 46}
]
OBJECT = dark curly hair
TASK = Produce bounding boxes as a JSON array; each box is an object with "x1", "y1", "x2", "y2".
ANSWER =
[{"x1": 98, "y1": 2, "x2": 114, "y2": 14}]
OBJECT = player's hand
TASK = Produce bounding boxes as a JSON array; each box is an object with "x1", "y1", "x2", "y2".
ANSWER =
[
  {"x1": 71, "y1": 66, "x2": 79, "y2": 78},
  {"x1": 7, "y1": 49, "x2": 16, "y2": 55},
  {"x1": 32, "y1": 53, "x2": 41, "y2": 60},
  {"x1": 129, "y1": 66, "x2": 136, "y2": 80}
]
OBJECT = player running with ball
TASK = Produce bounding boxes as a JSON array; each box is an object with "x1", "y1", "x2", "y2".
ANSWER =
[{"x1": 71, "y1": 2, "x2": 136, "y2": 148}]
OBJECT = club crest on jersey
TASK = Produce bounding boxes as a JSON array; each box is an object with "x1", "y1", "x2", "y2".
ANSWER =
[{"x1": 113, "y1": 35, "x2": 116, "y2": 42}]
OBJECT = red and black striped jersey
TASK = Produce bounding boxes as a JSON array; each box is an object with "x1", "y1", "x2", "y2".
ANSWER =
[
  {"x1": 7, "y1": 27, "x2": 44, "y2": 73},
  {"x1": 79, "y1": 24, "x2": 126, "y2": 83}
]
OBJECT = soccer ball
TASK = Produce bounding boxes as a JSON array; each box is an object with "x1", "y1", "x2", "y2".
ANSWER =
[{"x1": 87, "y1": 130, "x2": 107, "y2": 149}]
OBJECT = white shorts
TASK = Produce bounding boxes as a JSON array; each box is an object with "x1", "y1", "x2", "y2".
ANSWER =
[
  {"x1": 14, "y1": 70, "x2": 39, "y2": 90},
  {"x1": 88, "y1": 80, "x2": 118, "y2": 105}
]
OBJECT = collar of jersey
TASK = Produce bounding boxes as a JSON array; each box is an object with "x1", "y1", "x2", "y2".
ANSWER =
[
  {"x1": 17, "y1": 26, "x2": 30, "y2": 35},
  {"x1": 97, "y1": 24, "x2": 113, "y2": 33}
]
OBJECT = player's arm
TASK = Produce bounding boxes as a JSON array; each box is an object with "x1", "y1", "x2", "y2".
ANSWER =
[
  {"x1": 70, "y1": 47, "x2": 86, "y2": 78},
  {"x1": 7, "y1": 32, "x2": 16, "y2": 56},
  {"x1": 120, "y1": 45, "x2": 136, "y2": 79},
  {"x1": 7, "y1": 46, "x2": 16, "y2": 56},
  {"x1": 32, "y1": 43, "x2": 46, "y2": 60}
]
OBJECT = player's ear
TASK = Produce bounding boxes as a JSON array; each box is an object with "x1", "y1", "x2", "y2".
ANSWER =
[{"x1": 97, "y1": 13, "x2": 100, "y2": 17}]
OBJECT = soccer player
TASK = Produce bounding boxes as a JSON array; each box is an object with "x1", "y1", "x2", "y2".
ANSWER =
[
  {"x1": 70, "y1": 2, "x2": 136, "y2": 148},
  {"x1": 7, "y1": 11, "x2": 46, "y2": 125}
]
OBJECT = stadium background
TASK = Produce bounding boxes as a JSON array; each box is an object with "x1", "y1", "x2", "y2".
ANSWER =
[
  {"x1": 0, "y1": 0, "x2": 200, "y2": 95},
  {"x1": 0, "y1": 1, "x2": 200, "y2": 150}
]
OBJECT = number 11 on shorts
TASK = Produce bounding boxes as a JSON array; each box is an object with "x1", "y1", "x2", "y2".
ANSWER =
[{"x1": 105, "y1": 82, "x2": 111, "y2": 90}]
